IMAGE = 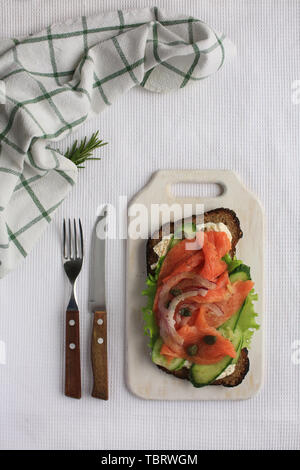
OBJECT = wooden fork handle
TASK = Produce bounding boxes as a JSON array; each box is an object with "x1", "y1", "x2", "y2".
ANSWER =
[
  {"x1": 91, "y1": 310, "x2": 108, "y2": 400},
  {"x1": 65, "y1": 310, "x2": 81, "y2": 399}
]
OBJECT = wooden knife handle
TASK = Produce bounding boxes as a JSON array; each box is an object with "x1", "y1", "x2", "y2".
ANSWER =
[
  {"x1": 91, "y1": 310, "x2": 108, "y2": 400},
  {"x1": 65, "y1": 310, "x2": 81, "y2": 399}
]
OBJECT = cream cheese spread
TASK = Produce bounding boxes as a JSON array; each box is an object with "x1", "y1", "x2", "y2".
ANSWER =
[
  {"x1": 196, "y1": 222, "x2": 232, "y2": 242},
  {"x1": 215, "y1": 364, "x2": 236, "y2": 380}
]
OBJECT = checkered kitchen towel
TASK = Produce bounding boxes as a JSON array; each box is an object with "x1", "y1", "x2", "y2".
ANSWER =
[{"x1": 0, "y1": 7, "x2": 235, "y2": 278}]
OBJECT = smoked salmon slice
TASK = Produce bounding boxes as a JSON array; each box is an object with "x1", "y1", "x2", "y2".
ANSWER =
[
  {"x1": 162, "y1": 251, "x2": 204, "y2": 283},
  {"x1": 158, "y1": 237, "x2": 203, "y2": 284},
  {"x1": 160, "y1": 308, "x2": 236, "y2": 365},
  {"x1": 204, "y1": 280, "x2": 254, "y2": 328},
  {"x1": 199, "y1": 234, "x2": 227, "y2": 281},
  {"x1": 205, "y1": 231, "x2": 231, "y2": 258}
]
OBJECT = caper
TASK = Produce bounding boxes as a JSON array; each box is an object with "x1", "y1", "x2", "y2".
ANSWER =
[
  {"x1": 187, "y1": 344, "x2": 198, "y2": 356},
  {"x1": 170, "y1": 288, "x2": 182, "y2": 297},
  {"x1": 203, "y1": 335, "x2": 217, "y2": 345},
  {"x1": 165, "y1": 300, "x2": 171, "y2": 308},
  {"x1": 179, "y1": 307, "x2": 192, "y2": 317}
]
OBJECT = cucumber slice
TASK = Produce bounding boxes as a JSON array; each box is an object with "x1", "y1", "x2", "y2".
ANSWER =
[
  {"x1": 174, "y1": 222, "x2": 196, "y2": 240},
  {"x1": 222, "y1": 254, "x2": 243, "y2": 273},
  {"x1": 169, "y1": 222, "x2": 197, "y2": 250},
  {"x1": 219, "y1": 303, "x2": 244, "y2": 331},
  {"x1": 229, "y1": 264, "x2": 251, "y2": 282},
  {"x1": 218, "y1": 265, "x2": 251, "y2": 330},
  {"x1": 231, "y1": 328, "x2": 243, "y2": 365},
  {"x1": 189, "y1": 328, "x2": 242, "y2": 388},
  {"x1": 168, "y1": 237, "x2": 179, "y2": 251},
  {"x1": 152, "y1": 338, "x2": 185, "y2": 371},
  {"x1": 229, "y1": 271, "x2": 249, "y2": 283}
]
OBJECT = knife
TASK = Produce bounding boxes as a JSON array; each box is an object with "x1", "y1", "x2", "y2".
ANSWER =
[{"x1": 89, "y1": 207, "x2": 108, "y2": 400}]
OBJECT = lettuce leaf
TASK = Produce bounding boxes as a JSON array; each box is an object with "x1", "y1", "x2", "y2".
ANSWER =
[
  {"x1": 238, "y1": 290, "x2": 260, "y2": 349},
  {"x1": 220, "y1": 253, "x2": 259, "y2": 350},
  {"x1": 142, "y1": 256, "x2": 165, "y2": 349},
  {"x1": 222, "y1": 253, "x2": 243, "y2": 273}
]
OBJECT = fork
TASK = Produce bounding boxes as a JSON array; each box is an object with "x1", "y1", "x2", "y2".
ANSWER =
[{"x1": 63, "y1": 219, "x2": 84, "y2": 399}]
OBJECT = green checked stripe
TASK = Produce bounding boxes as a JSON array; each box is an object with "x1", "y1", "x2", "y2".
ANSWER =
[
  {"x1": 36, "y1": 80, "x2": 71, "y2": 130},
  {"x1": 140, "y1": 67, "x2": 154, "y2": 87},
  {"x1": 180, "y1": 43, "x2": 200, "y2": 88},
  {"x1": 13, "y1": 199, "x2": 63, "y2": 239},
  {"x1": 4, "y1": 199, "x2": 63, "y2": 256},
  {"x1": 93, "y1": 71, "x2": 111, "y2": 105},
  {"x1": 55, "y1": 169, "x2": 76, "y2": 186},
  {"x1": 146, "y1": 39, "x2": 189, "y2": 46},
  {"x1": 152, "y1": 21, "x2": 160, "y2": 63},
  {"x1": 4, "y1": 47, "x2": 66, "y2": 140},
  {"x1": 0, "y1": 241, "x2": 10, "y2": 249},
  {"x1": 19, "y1": 175, "x2": 51, "y2": 223},
  {"x1": 2, "y1": 77, "x2": 65, "y2": 173},
  {"x1": 82, "y1": 16, "x2": 89, "y2": 53},
  {"x1": 214, "y1": 32, "x2": 225, "y2": 71},
  {"x1": 0, "y1": 135, "x2": 24, "y2": 155},
  {"x1": 147, "y1": 12, "x2": 225, "y2": 87},
  {"x1": 35, "y1": 115, "x2": 88, "y2": 141},
  {"x1": 12, "y1": 22, "x2": 148, "y2": 45},
  {"x1": 0, "y1": 87, "x2": 77, "y2": 139},
  {"x1": 93, "y1": 57, "x2": 144, "y2": 88},
  {"x1": 112, "y1": 37, "x2": 140, "y2": 85},
  {"x1": 0, "y1": 87, "x2": 89, "y2": 148},
  {"x1": 160, "y1": 18, "x2": 200, "y2": 26},
  {"x1": 6, "y1": 224, "x2": 27, "y2": 257},
  {"x1": 14, "y1": 175, "x2": 44, "y2": 192},
  {"x1": 27, "y1": 150, "x2": 49, "y2": 172},
  {"x1": 0, "y1": 167, "x2": 22, "y2": 177},
  {"x1": 77, "y1": 16, "x2": 89, "y2": 76},
  {"x1": 1, "y1": 67, "x2": 74, "y2": 81},
  {"x1": 12, "y1": 17, "x2": 201, "y2": 46},
  {"x1": 146, "y1": 38, "x2": 224, "y2": 52},
  {"x1": 47, "y1": 25, "x2": 61, "y2": 86},
  {"x1": 48, "y1": 149, "x2": 60, "y2": 169},
  {"x1": 118, "y1": 10, "x2": 125, "y2": 33},
  {"x1": 188, "y1": 17, "x2": 194, "y2": 45}
]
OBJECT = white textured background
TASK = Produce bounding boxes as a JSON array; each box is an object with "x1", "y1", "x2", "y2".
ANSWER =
[{"x1": 0, "y1": 0, "x2": 299, "y2": 450}]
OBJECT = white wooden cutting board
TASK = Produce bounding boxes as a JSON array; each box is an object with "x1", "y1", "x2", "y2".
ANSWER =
[{"x1": 126, "y1": 170, "x2": 264, "y2": 400}]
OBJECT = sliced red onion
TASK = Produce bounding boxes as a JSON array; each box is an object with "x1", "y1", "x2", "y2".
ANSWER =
[
  {"x1": 179, "y1": 315, "x2": 191, "y2": 327},
  {"x1": 175, "y1": 303, "x2": 198, "y2": 327},
  {"x1": 163, "y1": 272, "x2": 216, "y2": 290},
  {"x1": 157, "y1": 272, "x2": 215, "y2": 348},
  {"x1": 206, "y1": 303, "x2": 224, "y2": 317},
  {"x1": 198, "y1": 288, "x2": 208, "y2": 297},
  {"x1": 159, "y1": 289, "x2": 199, "y2": 346}
]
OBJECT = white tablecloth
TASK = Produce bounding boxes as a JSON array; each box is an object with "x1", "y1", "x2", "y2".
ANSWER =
[{"x1": 0, "y1": 0, "x2": 299, "y2": 450}]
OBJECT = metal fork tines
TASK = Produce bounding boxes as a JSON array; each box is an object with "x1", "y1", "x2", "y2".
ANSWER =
[
  {"x1": 63, "y1": 218, "x2": 84, "y2": 311},
  {"x1": 63, "y1": 218, "x2": 83, "y2": 399}
]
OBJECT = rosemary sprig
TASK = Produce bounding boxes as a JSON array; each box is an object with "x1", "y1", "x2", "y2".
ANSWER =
[{"x1": 64, "y1": 131, "x2": 107, "y2": 168}]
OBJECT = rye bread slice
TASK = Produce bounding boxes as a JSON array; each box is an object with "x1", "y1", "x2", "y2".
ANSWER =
[
  {"x1": 157, "y1": 347, "x2": 249, "y2": 387},
  {"x1": 146, "y1": 207, "x2": 249, "y2": 387}
]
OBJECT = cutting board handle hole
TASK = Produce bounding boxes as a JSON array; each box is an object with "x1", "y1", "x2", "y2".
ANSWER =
[{"x1": 170, "y1": 183, "x2": 224, "y2": 199}]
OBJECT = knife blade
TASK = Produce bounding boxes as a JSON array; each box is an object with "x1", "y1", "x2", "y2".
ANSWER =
[{"x1": 89, "y1": 206, "x2": 108, "y2": 400}]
